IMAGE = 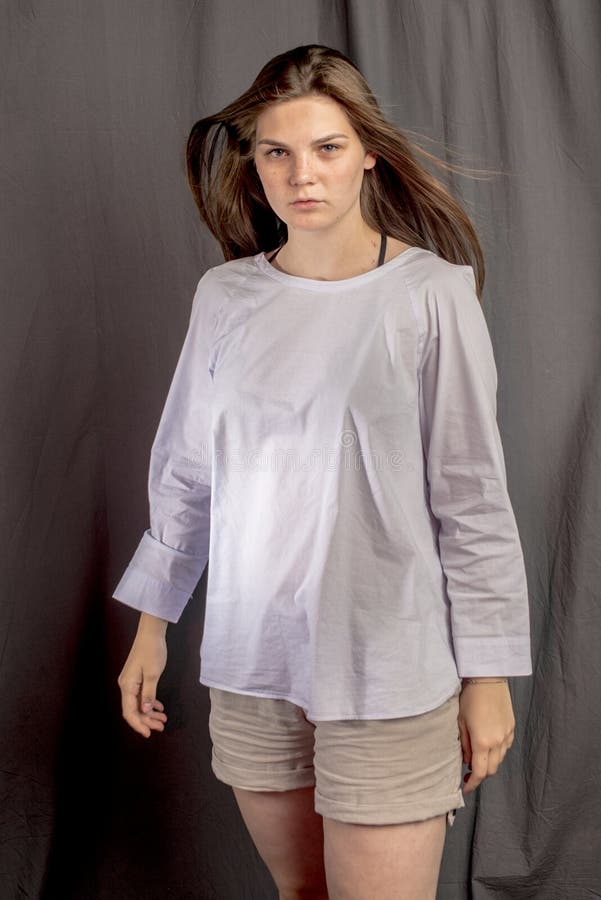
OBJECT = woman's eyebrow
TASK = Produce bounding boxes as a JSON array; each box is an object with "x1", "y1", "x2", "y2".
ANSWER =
[{"x1": 256, "y1": 133, "x2": 350, "y2": 147}]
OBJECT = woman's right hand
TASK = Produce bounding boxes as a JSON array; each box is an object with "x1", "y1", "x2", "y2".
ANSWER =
[{"x1": 117, "y1": 613, "x2": 169, "y2": 738}]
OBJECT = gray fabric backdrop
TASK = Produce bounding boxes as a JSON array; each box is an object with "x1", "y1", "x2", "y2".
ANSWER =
[{"x1": 2, "y1": 1, "x2": 600, "y2": 897}]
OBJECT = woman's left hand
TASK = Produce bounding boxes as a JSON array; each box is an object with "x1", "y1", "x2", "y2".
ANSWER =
[{"x1": 457, "y1": 680, "x2": 516, "y2": 794}]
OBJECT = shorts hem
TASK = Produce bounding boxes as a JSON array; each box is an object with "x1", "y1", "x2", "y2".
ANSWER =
[
  {"x1": 314, "y1": 790, "x2": 466, "y2": 826},
  {"x1": 211, "y1": 756, "x2": 316, "y2": 793}
]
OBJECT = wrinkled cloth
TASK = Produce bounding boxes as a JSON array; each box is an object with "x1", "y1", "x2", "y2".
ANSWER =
[{"x1": 112, "y1": 246, "x2": 532, "y2": 720}]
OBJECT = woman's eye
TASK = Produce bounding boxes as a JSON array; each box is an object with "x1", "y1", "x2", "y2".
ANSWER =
[{"x1": 266, "y1": 144, "x2": 340, "y2": 158}]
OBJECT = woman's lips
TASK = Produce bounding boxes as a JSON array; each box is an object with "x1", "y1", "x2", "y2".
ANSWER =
[{"x1": 291, "y1": 200, "x2": 322, "y2": 208}]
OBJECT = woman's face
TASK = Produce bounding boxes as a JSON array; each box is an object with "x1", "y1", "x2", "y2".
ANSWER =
[{"x1": 252, "y1": 94, "x2": 377, "y2": 235}]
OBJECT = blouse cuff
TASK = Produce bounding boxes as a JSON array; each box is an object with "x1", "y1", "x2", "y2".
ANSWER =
[
  {"x1": 112, "y1": 528, "x2": 208, "y2": 623},
  {"x1": 453, "y1": 635, "x2": 533, "y2": 678}
]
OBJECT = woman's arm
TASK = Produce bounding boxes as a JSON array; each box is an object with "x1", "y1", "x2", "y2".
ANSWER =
[
  {"x1": 112, "y1": 270, "x2": 219, "y2": 624},
  {"x1": 113, "y1": 270, "x2": 220, "y2": 737},
  {"x1": 415, "y1": 262, "x2": 532, "y2": 791},
  {"x1": 416, "y1": 262, "x2": 533, "y2": 679}
]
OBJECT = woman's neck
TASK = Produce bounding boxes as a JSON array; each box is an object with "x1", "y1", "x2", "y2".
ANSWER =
[{"x1": 271, "y1": 223, "x2": 384, "y2": 281}]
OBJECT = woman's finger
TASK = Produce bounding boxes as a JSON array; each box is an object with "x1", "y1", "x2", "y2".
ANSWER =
[
  {"x1": 142, "y1": 715, "x2": 166, "y2": 732},
  {"x1": 463, "y1": 740, "x2": 513, "y2": 793},
  {"x1": 125, "y1": 707, "x2": 165, "y2": 738},
  {"x1": 119, "y1": 677, "x2": 167, "y2": 737},
  {"x1": 486, "y1": 746, "x2": 502, "y2": 776},
  {"x1": 121, "y1": 677, "x2": 143, "y2": 721},
  {"x1": 463, "y1": 748, "x2": 489, "y2": 794}
]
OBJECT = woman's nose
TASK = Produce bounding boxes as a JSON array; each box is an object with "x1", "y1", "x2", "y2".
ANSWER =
[{"x1": 289, "y1": 155, "x2": 315, "y2": 184}]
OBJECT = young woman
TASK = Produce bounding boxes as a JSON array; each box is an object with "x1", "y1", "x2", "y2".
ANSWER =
[{"x1": 114, "y1": 44, "x2": 532, "y2": 900}]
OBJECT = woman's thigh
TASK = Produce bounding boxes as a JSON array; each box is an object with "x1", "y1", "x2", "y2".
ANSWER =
[
  {"x1": 232, "y1": 785, "x2": 328, "y2": 898},
  {"x1": 209, "y1": 687, "x2": 328, "y2": 896},
  {"x1": 323, "y1": 813, "x2": 446, "y2": 900},
  {"x1": 313, "y1": 691, "x2": 463, "y2": 897}
]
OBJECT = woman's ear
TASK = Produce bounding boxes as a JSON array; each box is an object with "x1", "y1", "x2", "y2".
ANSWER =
[{"x1": 364, "y1": 151, "x2": 377, "y2": 170}]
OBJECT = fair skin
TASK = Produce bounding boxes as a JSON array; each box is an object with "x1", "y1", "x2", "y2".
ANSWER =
[
  {"x1": 117, "y1": 93, "x2": 517, "y2": 899},
  {"x1": 252, "y1": 92, "x2": 412, "y2": 280}
]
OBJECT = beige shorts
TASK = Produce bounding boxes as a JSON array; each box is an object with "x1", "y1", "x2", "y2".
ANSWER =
[{"x1": 208, "y1": 686, "x2": 465, "y2": 827}]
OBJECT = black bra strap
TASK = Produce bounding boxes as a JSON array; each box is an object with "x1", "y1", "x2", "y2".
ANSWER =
[
  {"x1": 268, "y1": 233, "x2": 388, "y2": 267},
  {"x1": 377, "y1": 232, "x2": 387, "y2": 267}
]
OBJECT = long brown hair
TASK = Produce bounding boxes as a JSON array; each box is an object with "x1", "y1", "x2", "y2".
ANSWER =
[{"x1": 186, "y1": 44, "x2": 494, "y2": 299}]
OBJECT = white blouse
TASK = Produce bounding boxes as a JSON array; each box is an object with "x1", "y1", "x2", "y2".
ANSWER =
[{"x1": 112, "y1": 246, "x2": 532, "y2": 720}]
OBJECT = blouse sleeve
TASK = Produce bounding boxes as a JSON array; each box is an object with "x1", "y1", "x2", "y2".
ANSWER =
[
  {"x1": 111, "y1": 270, "x2": 218, "y2": 623},
  {"x1": 417, "y1": 264, "x2": 533, "y2": 677}
]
